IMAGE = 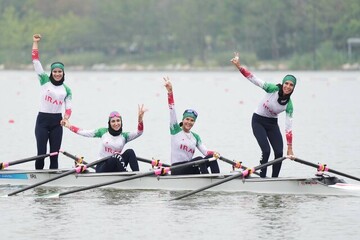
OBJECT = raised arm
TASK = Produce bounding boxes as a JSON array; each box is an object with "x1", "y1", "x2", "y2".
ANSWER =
[
  {"x1": 164, "y1": 76, "x2": 174, "y2": 106},
  {"x1": 231, "y1": 52, "x2": 268, "y2": 90},
  {"x1": 32, "y1": 34, "x2": 40, "y2": 51},
  {"x1": 122, "y1": 104, "x2": 147, "y2": 142},
  {"x1": 62, "y1": 119, "x2": 99, "y2": 138},
  {"x1": 230, "y1": 52, "x2": 251, "y2": 77},
  {"x1": 285, "y1": 102, "x2": 294, "y2": 156},
  {"x1": 32, "y1": 34, "x2": 45, "y2": 75},
  {"x1": 194, "y1": 133, "x2": 221, "y2": 159},
  {"x1": 164, "y1": 77, "x2": 180, "y2": 134},
  {"x1": 137, "y1": 104, "x2": 147, "y2": 132}
]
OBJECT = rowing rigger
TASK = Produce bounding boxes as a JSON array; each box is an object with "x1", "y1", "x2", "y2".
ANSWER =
[
  {"x1": 1, "y1": 169, "x2": 360, "y2": 197},
  {"x1": 1, "y1": 155, "x2": 360, "y2": 197}
]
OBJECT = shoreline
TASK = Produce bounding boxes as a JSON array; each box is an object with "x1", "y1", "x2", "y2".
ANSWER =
[{"x1": 0, "y1": 62, "x2": 359, "y2": 71}]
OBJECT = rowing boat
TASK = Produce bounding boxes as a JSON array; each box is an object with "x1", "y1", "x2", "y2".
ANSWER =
[{"x1": 1, "y1": 169, "x2": 360, "y2": 196}]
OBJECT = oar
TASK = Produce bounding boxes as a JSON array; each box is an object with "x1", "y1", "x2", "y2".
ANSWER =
[
  {"x1": 137, "y1": 157, "x2": 171, "y2": 167},
  {"x1": 61, "y1": 150, "x2": 96, "y2": 170},
  {"x1": 171, "y1": 156, "x2": 287, "y2": 200},
  {"x1": 219, "y1": 156, "x2": 261, "y2": 177},
  {"x1": 3, "y1": 155, "x2": 114, "y2": 197},
  {"x1": 0, "y1": 152, "x2": 59, "y2": 170},
  {"x1": 47, "y1": 158, "x2": 211, "y2": 198},
  {"x1": 293, "y1": 157, "x2": 360, "y2": 182}
]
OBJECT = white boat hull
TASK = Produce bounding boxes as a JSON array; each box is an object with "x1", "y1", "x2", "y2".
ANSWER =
[{"x1": 1, "y1": 169, "x2": 360, "y2": 196}]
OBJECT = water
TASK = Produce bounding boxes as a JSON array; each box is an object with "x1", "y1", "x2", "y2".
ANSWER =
[{"x1": 1, "y1": 70, "x2": 360, "y2": 240}]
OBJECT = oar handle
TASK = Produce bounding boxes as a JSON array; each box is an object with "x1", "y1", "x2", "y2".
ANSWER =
[
  {"x1": 293, "y1": 158, "x2": 360, "y2": 182},
  {"x1": 219, "y1": 156, "x2": 261, "y2": 177},
  {"x1": 61, "y1": 151, "x2": 95, "y2": 170},
  {"x1": 219, "y1": 156, "x2": 236, "y2": 165},
  {"x1": 254, "y1": 157, "x2": 286, "y2": 171},
  {"x1": 1, "y1": 152, "x2": 59, "y2": 169},
  {"x1": 137, "y1": 157, "x2": 171, "y2": 167}
]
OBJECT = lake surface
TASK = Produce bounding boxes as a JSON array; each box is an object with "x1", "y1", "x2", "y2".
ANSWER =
[{"x1": 1, "y1": 70, "x2": 360, "y2": 240}]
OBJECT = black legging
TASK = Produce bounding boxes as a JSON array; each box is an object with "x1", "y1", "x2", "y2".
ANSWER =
[
  {"x1": 252, "y1": 113, "x2": 283, "y2": 178},
  {"x1": 171, "y1": 156, "x2": 220, "y2": 175},
  {"x1": 96, "y1": 149, "x2": 139, "y2": 173},
  {"x1": 35, "y1": 112, "x2": 63, "y2": 169}
]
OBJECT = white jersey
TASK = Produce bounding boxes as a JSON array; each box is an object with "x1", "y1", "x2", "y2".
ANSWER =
[
  {"x1": 32, "y1": 49, "x2": 72, "y2": 117},
  {"x1": 68, "y1": 125, "x2": 143, "y2": 159},
  {"x1": 167, "y1": 92, "x2": 213, "y2": 164},
  {"x1": 239, "y1": 66, "x2": 294, "y2": 145}
]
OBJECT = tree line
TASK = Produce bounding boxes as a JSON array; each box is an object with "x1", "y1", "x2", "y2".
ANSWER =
[{"x1": 0, "y1": 0, "x2": 359, "y2": 70}]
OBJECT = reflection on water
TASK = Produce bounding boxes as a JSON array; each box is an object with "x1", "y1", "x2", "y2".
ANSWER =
[
  {"x1": 1, "y1": 186, "x2": 360, "y2": 240},
  {"x1": 97, "y1": 188, "x2": 150, "y2": 205},
  {"x1": 33, "y1": 186, "x2": 62, "y2": 196},
  {"x1": 253, "y1": 195, "x2": 300, "y2": 239}
]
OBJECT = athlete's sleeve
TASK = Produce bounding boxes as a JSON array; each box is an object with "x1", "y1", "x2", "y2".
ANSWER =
[
  {"x1": 285, "y1": 101, "x2": 294, "y2": 145},
  {"x1": 124, "y1": 130, "x2": 143, "y2": 143},
  {"x1": 124, "y1": 120, "x2": 144, "y2": 142},
  {"x1": 193, "y1": 133, "x2": 214, "y2": 157},
  {"x1": 238, "y1": 66, "x2": 267, "y2": 89},
  {"x1": 63, "y1": 85, "x2": 72, "y2": 119},
  {"x1": 32, "y1": 49, "x2": 47, "y2": 85},
  {"x1": 198, "y1": 144, "x2": 215, "y2": 157},
  {"x1": 137, "y1": 120, "x2": 144, "y2": 133},
  {"x1": 68, "y1": 125, "x2": 102, "y2": 138},
  {"x1": 168, "y1": 92, "x2": 181, "y2": 135}
]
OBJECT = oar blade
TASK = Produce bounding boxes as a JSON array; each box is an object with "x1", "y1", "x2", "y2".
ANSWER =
[{"x1": 39, "y1": 193, "x2": 61, "y2": 199}]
